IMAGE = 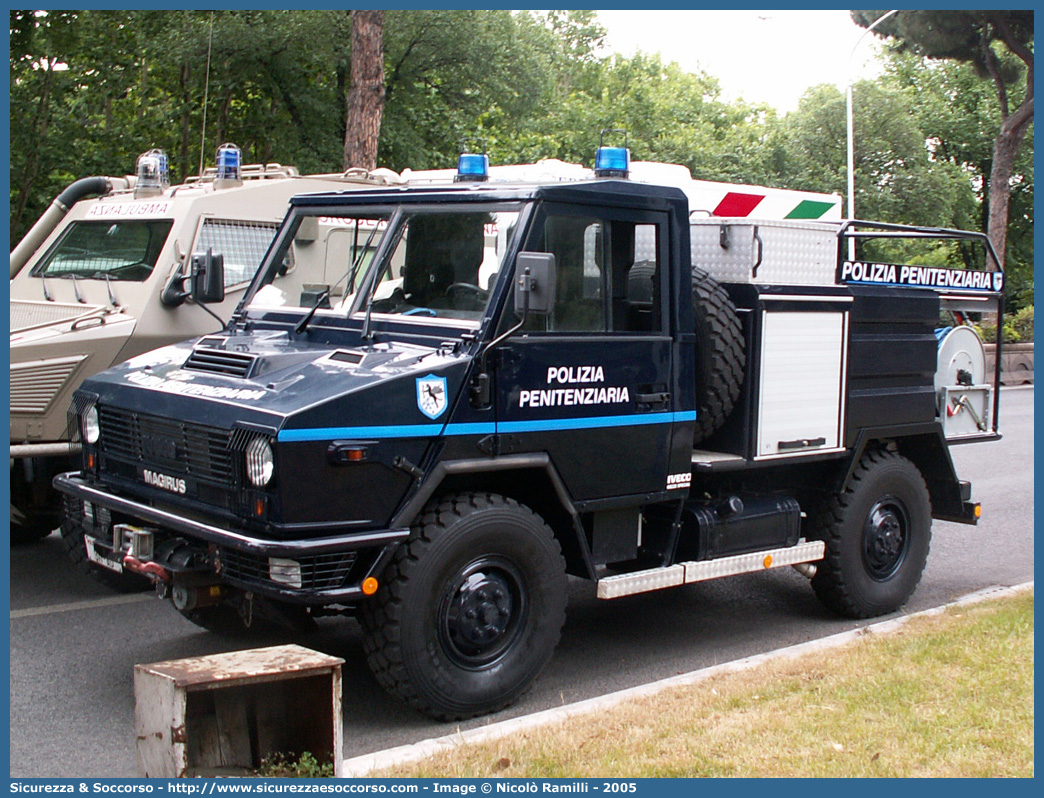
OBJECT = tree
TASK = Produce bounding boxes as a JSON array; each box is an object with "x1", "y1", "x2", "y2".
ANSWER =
[
  {"x1": 882, "y1": 50, "x2": 1034, "y2": 309},
  {"x1": 343, "y1": 10, "x2": 384, "y2": 170},
  {"x1": 776, "y1": 82, "x2": 976, "y2": 234},
  {"x1": 851, "y1": 10, "x2": 1034, "y2": 271}
]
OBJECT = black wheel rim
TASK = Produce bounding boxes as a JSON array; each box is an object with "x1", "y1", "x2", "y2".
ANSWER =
[
  {"x1": 437, "y1": 556, "x2": 527, "y2": 669},
  {"x1": 862, "y1": 496, "x2": 910, "y2": 581}
]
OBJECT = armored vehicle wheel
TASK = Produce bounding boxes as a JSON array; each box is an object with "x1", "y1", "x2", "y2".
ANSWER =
[
  {"x1": 811, "y1": 450, "x2": 932, "y2": 618},
  {"x1": 361, "y1": 492, "x2": 567, "y2": 721},
  {"x1": 11, "y1": 510, "x2": 55, "y2": 544},
  {"x1": 691, "y1": 267, "x2": 745, "y2": 443},
  {"x1": 59, "y1": 515, "x2": 152, "y2": 594}
]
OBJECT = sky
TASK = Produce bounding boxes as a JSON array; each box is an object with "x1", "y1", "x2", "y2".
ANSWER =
[{"x1": 595, "y1": 9, "x2": 890, "y2": 114}]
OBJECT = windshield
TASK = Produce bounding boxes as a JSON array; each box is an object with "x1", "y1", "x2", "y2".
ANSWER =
[
  {"x1": 248, "y1": 205, "x2": 521, "y2": 325},
  {"x1": 248, "y1": 211, "x2": 393, "y2": 312},
  {"x1": 30, "y1": 219, "x2": 173, "y2": 281},
  {"x1": 364, "y1": 207, "x2": 521, "y2": 323}
]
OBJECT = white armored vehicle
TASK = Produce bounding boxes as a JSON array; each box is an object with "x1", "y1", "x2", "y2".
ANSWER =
[{"x1": 11, "y1": 145, "x2": 401, "y2": 545}]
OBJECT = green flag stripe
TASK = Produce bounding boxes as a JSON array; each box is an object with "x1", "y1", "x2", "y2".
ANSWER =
[{"x1": 785, "y1": 200, "x2": 836, "y2": 219}]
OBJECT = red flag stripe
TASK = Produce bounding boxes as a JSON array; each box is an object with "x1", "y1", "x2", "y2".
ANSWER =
[{"x1": 713, "y1": 192, "x2": 765, "y2": 217}]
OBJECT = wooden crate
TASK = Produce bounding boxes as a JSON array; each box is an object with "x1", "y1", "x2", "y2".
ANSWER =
[{"x1": 134, "y1": 644, "x2": 344, "y2": 777}]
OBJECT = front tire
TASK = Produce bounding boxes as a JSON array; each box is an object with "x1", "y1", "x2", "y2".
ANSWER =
[
  {"x1": 361, "y1": 493, "x2": 567, "y2": 721},
  {"x1": 811, "y1": 450, "x2": 932, "y2": 618},
  {"x1": 58, "y1": 501, "x2": 151, "y2": 593}
]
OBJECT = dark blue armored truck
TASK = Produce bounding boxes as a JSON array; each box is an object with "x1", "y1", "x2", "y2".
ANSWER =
[{"x1": 55, "y1": 147, "x2": 1003, "y2": 720}]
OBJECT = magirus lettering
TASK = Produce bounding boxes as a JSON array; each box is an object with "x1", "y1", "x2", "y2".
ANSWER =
[{"x1": 142, "y1": 469, "x2": 186, "y2": 494}]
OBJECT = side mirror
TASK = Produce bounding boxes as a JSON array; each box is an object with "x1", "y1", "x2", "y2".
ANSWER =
[
  {"x1": 514, "y1": 252, "x2": 556, "y2": 316},
  {"x1": 190, "y1": 249, "x2": 225, "y2": 304}
]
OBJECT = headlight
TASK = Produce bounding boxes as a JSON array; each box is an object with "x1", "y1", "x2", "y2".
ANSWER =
[
  {"x1": 83, "y1": 406, "x2": 100, "y2": 445},
  {"x1": 245, "y1": 437, "x2": 274, "y2": 486}
]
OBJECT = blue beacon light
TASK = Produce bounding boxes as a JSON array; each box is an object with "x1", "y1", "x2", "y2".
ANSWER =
[
  {"x1": 594, "y1": 145, "x2": 630, "y2": 178},
  {"x1": 455, "y1": 153, "x2": 489, "y2": 182},
  {"x1": 216, "y1": 143, "x2": 242, "y2": 181}
]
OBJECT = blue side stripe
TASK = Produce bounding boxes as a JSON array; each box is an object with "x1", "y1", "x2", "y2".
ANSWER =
[
  {"x1": 497, "y1": 411, "x2": 695, "y2": 434},
  {"x1": 279, "y1": 424, "x2": 443, "y2": 442},
  {"x1": 278, "y1": 412, "x2": 695, "y2": 442}
]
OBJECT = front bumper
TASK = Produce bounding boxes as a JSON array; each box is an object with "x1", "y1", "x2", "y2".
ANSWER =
[{"x1": 54, "y1": 471, "x2": 409, "y2": 603}]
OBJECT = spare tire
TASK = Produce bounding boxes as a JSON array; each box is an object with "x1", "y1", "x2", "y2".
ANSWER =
[{"x1": 691, "y1": 266, "x2": 745, "y2": 443}]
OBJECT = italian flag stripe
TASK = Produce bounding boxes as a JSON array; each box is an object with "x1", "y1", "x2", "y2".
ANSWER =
[
  {"x1": 713, "y1": 192, "x2": 765, "y2": 217},
  {"x1": 785, "y1": 199, "x2": 836, "y2": 220}
]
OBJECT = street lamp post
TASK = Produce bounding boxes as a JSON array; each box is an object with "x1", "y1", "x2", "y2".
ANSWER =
[{"x1": 846, "y1": 9, "x2": 898, "y2": 259}]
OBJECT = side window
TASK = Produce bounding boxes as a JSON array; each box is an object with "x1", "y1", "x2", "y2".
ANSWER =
[
  {"x1": 195, "y1": 219, "x2": 279, "y2": 288},
  {"x1": 524, "y1": 211, "x2": 663, "y2": 334},
  {"x1": 541, "y1": 214, "x2": 605, "y2": 332},
  {"x1": 615, "y1": 223, "x2": 661, "y2": 333}
]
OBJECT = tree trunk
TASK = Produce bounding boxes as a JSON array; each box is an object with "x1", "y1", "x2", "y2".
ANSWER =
[
  {"x1": 986, "y1": 98, "x2": 1033, "y2": 271},
  {"x1": 13, "y1": 60, "x2": 55, "y2": 236},
  {"x1": 343, "y1": 10, "x2": 385, "y2": 171}
]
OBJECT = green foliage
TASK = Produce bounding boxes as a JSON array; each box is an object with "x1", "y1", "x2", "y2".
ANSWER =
[
  {"x1": 8, "y1": 10, "x2": 1034, "y2": 316},
  {"x1": 254, "y1": 751, "x2": 334, "y2": 778},
  {"x1": 852, "y1": 11, "x2": 1033, "y2": 312},
  {"x1": 880, "y1": 49, "x2": 1034, "y2": 312},
  {"x1": 975, "y1": 307, "x2": 1031, "y2": 344},
  {"x1": 851, "y1": 11, "x2": 1033, "y2": 80},
  {"x1": 975, "y1": 319, "x2": 1017, "y2": 344},
  {"x1": 1011, "y1": 306, "x2": 1034, "y2": 342}
]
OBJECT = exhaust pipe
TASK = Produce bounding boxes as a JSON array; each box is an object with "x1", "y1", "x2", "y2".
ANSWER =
[
  {"x1": 10, "y1": 176, "x2": 131, "y2": 278},
  {"x1": 793, "y1": 562, "x2": 817, "y2": 579}
]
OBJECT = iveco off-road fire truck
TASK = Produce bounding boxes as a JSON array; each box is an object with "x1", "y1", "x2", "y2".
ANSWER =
[
  {"x1": 11, "y1": 144, "x2": 401, "y2": 544},
  {"x1": 54, "y1": 143, "x2": 1002, "y2": 721}
]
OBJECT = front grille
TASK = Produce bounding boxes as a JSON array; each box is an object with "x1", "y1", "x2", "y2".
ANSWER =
[
  {"x1": 98, "y1": 407, "x2": 233, "y2": 483},
  {"x1": 183, "y1": 348, "x2": 258, "y2": 378},
  {"x1": 219, "y1": 547, "x2": 358, "y2": 592}
]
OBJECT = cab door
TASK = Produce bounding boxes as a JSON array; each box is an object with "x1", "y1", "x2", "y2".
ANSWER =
[{"x1": 494, "y1": 202, "x2": 676, "y2": 502}]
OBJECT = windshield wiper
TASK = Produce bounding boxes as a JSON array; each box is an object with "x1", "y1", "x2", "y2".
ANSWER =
[
  {"x1": 103, "y1": 273, "x2": 119, "y2": 307},
  {"x1": 295, "y1": 220, "x2": 383, "y2": 336},
  {"x1": 294, "y1": 289, "x2": 331, "y2": 335}
]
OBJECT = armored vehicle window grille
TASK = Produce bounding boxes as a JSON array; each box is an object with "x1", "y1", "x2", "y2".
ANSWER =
[
  {"x1": 182, "y1": 348, "x2": 258, "y2": 378},
  {"x1": 11, "y1": 300, "x2": 105, "y2": 334},
  {"x1": 98, "y1": 408, "x2": 232, "y2": 482},
  {"x1": 218, "y1": 547, "x2": 358, "y2": 592},
  {"x1": 195, "y1": 219, "x2": 279, "y2": 288}
]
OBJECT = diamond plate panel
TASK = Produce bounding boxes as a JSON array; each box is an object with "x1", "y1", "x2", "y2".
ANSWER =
[{"x1": 690, "y1": 220, "x2": 839, "y2": 286}]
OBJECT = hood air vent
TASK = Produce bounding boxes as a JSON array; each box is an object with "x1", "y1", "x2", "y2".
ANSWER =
[{"x1": 183, "y1": 347, "x2": 258, "y2": 378}]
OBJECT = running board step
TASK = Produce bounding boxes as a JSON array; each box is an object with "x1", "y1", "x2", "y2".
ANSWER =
[{"x1": 596, "y1": 540, "x2": 826, "y2": 599}]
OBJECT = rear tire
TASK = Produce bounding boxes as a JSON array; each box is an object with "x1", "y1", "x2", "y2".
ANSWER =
[
  {"x1": 692, "y1": 267, "x2": 745, "y2": 443},
  {"x1": 811, "y1": 450, "x2": 932, "y2": 618},
  {"x1": 361, "y1": 493, "x2": 567, "y2": 721}
]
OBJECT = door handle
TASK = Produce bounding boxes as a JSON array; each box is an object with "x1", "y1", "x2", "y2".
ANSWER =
[{"x1": 636, "y1": 391, "x2": 670, "y2": 410}]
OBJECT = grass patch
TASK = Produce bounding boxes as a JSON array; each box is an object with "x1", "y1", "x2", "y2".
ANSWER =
[
  {"x1": 254, "y1": 752, "x2": 334, "y2": 778},
  {"x1": 379, "y1": 592, "x2": 1034, "y2": 778}
]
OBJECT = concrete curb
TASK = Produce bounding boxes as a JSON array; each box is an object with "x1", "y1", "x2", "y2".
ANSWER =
[{"x1": 342, "y1": 581, "x2": 1034, "y2": 776}]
